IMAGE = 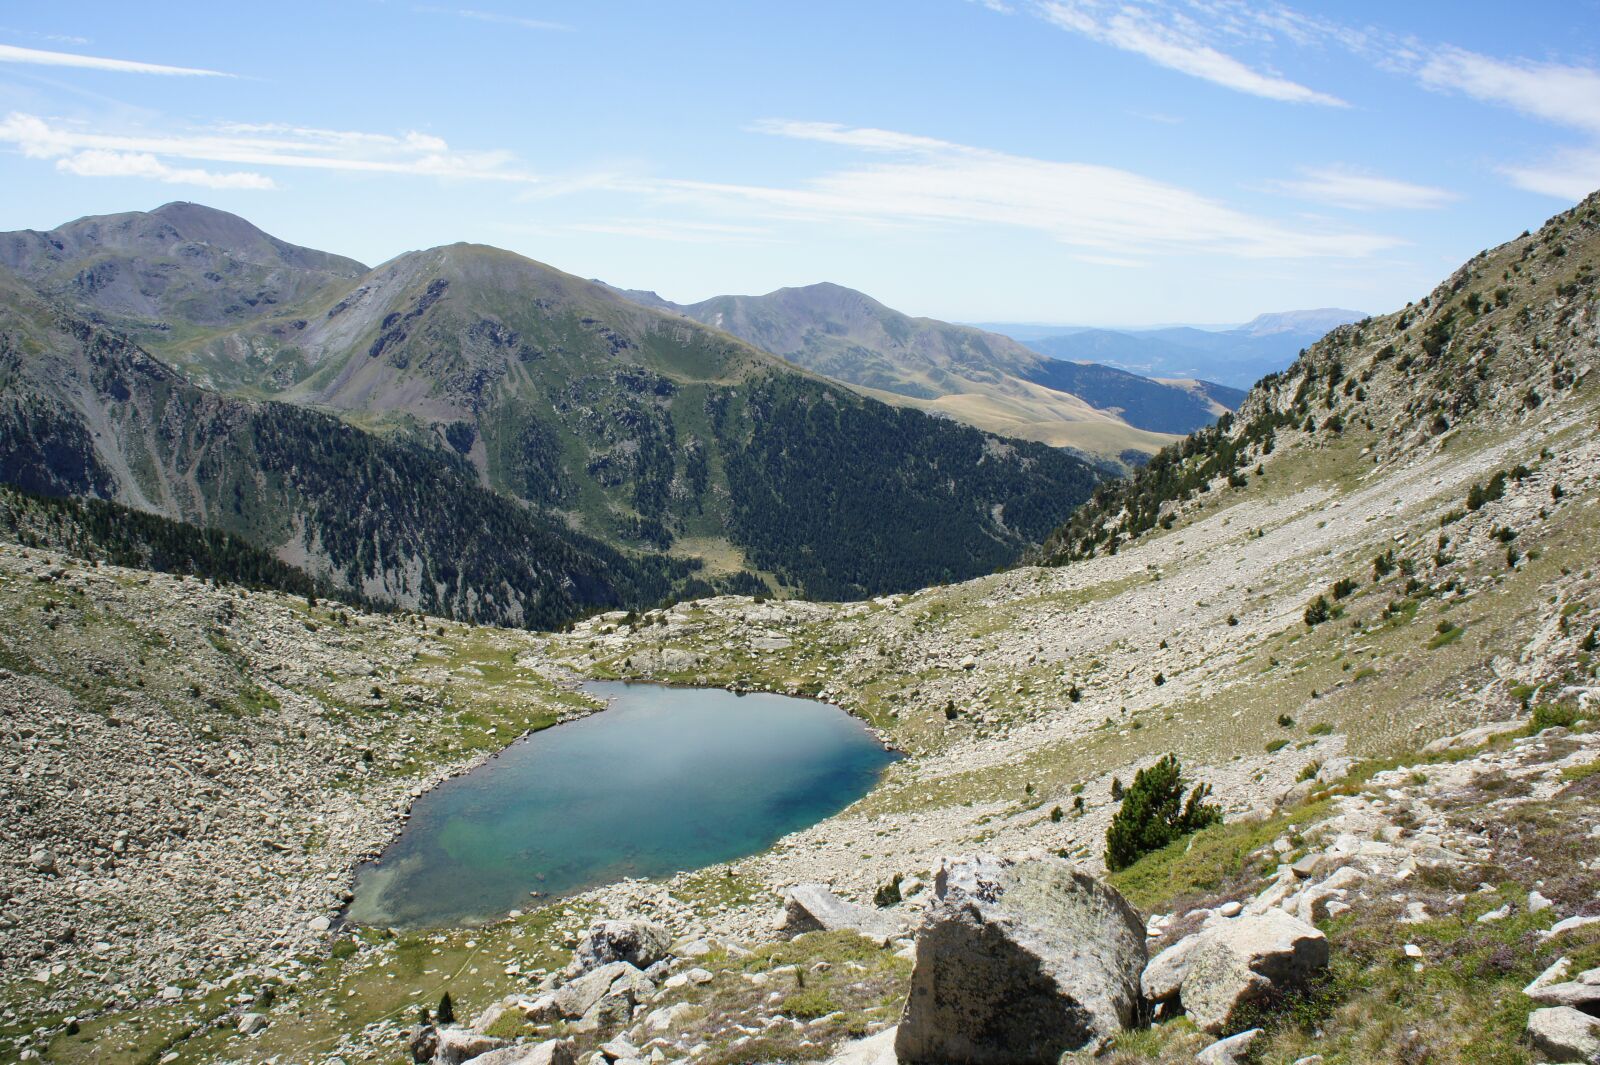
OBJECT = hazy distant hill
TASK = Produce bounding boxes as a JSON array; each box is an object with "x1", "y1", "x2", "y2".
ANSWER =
[
  {"x1": 977, "y1": 308, "x2": 1367, "y2": 388},
  {"x1": 610, "y1": 280, "x2": 1243, "y2": 451}
]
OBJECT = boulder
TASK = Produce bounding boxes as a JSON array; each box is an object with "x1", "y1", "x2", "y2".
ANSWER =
[
  {"x1": 1141, "y1": 934, "x2": 1202, "y2": 1005},
  {"x1": 569, "y1": 921, "x2": 672, "y2": 976},
  {"x1": 1526, "y1": 1006, "x2": 1600, "y2": 1062},
  {"x1": 826, "y1": 1026, "x2": 900, "y2": 1065},
  {"x1": 780, "y1": 884, "x2": 908, "y2": 944},
  {"x1": 471, "y1": 1041, "x2": 578, "y2": 1065},
  {"x1": 1196, "y1": 1028, "x2": 1262, "y2": 1065},
  {"x1": 1179, "y1": 910, "x2": 1328, "y2": 1035},
  {"x1": 433, "y1": 1026, "x2": 509, "y2": 1065},
  {"x1": 573, "y1": 966, "x2": 654, "y2": 1032},
  {"x1": 552, "y1": 962, "x2": 637, "y2": 1019},
  {"x1": 894, "y1": 853, "x2": 1146, "y2": 1064},
  {"x1": 236, "y1": 1012, "x2": 268, "y2": 1035},
  {"x1": 1526, "y1": 967, "x2": 1600, "y2": 1010}
]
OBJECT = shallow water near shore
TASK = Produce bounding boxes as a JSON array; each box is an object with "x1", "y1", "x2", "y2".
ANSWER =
[{"x1": 347, "y1": 682, "x2": 896, "y2": 928}]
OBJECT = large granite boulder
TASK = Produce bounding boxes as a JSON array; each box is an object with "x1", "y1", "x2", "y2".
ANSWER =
[
  {"x1": 569, "y1": 920, "x2": 672, "y2": 976},
  {"x1": 1526, "y1": 1006, "x2": 1600, "y2": 1062},
  {"x1": 433, "y1": 1026, "x2": 509, "y2": 1065},
  {"x1": 779, "y1": 884, "x2": 909, "y2": 945},
  {"x1": 1177, "y1": 910, "x2": 1328, "y2": 1035},
  {"x1": 471, "y1": 1040, "x2": 578, "y2": 1065},
  {"x1": 894, "y1": 853, "x2": 1147, "y2": 1064}
]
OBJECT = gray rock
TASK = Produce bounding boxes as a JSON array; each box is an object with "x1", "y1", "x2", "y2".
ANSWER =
[
  {"x1": 780, "y1": 884, "x2": 908, "y2": 944},
  {"x1": 1179, "y1": 910, "x2": 1328, "y2": 1035},
  {"x1": 236, "y1": 1012, "x2": 268, "y2": 1035},
  {"x1": 471, "y1": 1040, "x2": 578, "y2": 1065},
  {"x1": 1527, "y1": 968, "x2": 1600, "y2": 1010},
  {"x1": 569, "y1": 921, "x2": 672, "y2": 976},
  {"x1": 1142, "y1": 934, "x2": 1202, "y2": 1005},
  {"x1": 28, "y1": 850, "x2": 57, "y2": 876},
  {"x1": 826, "y1": 1026, "x2": 900, "y2": 1065},
  {"x1": 1196, "y1": 1028, "x2": 1262, "y2": 1065},
  {"x1": 1526, "y1": 1006, "x2": 1600, "y2": 1062},
  {"x1": 895, "y1": 853, "x2": 1146, "y2": 1063},
  {"x1": 433, "y1": 1026, "x2": 509, "y2": 1065}
]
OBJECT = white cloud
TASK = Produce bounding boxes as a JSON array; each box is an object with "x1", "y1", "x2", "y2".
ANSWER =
[
  {"x1": 0, "y1": 112, "x2": 543, "y2": 184},
  {"x1": 414, "y1": 6, "x2": 571, "y2": 31},
  {"x1": 1274, "y1": 166, "x2": 1457, "y2": 210},
  {"x1": 1031, "y1": 0, "x2": 1346, "y2": 106},
  {"x1": 1499, "y1": 148, "x2": 1600, "y2": 201},
  {"x1": 0, "y1": 43, "x2": 228, "y2": 77},
  {"x1": 1419, "y1": 48, "x2": 1600, "y2": 135},
  {"x1": 642, "y1": 121, "x2": 1398, "y2": 260},
  {"x1": 54, "y1": 149, "x2": 275, "y2": 189}
]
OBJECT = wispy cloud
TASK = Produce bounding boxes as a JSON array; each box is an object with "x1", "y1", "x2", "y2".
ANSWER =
[
  {"x1": 55, "y1": 149, "x2": 275, "y2": 189},
  {"x1": 1418, "y1": 48, "x2": 1600, "y2": 135},
  {"x1": 0, "y1": 112, "x2": 544, "y2": 186},
  {"x1": 0, "y1": 43, "x2": 228, "y2": 77},
  {"x1": 414, "y1": 6, "x2": 571, "y2": 32},
  {"x1": 1273, "y1": 166, "x2": 1458, "y2": 211},
  {"x1": 643, "y1": 120, "x2": 1397, "y2": 260},
  {"x1": 1030, "y1": 0, "x2": 1346, "y2": 106},
  {"x1": 1416, "y1": 47, "x2": 1600, "y2": 199}
]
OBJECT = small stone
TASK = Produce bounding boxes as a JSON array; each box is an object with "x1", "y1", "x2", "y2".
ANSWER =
[{"x1": 1403, "y1": 943, "x2": 1423, "y2": 958}]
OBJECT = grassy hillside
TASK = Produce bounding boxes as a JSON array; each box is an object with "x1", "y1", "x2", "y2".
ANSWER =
[{"x1": 1, "y1": 211, "x2": 1112, "y2": 604}]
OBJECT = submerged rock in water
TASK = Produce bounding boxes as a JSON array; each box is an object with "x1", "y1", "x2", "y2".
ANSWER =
[{"x1": 895, "y1": 853, "x2": 1146, "y2": 1064}]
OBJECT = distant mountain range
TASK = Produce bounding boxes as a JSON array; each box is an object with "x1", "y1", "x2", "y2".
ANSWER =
[
  {"x1": 0, "y1": 203, "x2": 1109, "y2": 614},
  {"x1": 604, "y1": 281, "x2": 1248, "y2": 455},
  {"x1": 974, "y1": 309, "x2": 1367, "y2": 389}
]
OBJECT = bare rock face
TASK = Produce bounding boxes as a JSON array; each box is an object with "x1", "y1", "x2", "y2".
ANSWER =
[
  {"x1": 568, "y1": 920, "x2": 672, "y2": 976},
  {"x1": 1175, "y1": 910, "x2": 1328, "y2": 1035},
  {"x1": 471, "y1": 1040, "x2": 578, "y2": 1065},
  {"x1": 780, "y1": 883, "x2": 909, "y2": 945},
  {"x1": 1526, "y1": 1006, "x2": 1600, "y2": 1063},
  {"x1": 894, "y1": 853, "x2": 1147, "y2": 1064},
  {"x1": 432, "y1": 1026, "x2": 509, "y2": 1065}
]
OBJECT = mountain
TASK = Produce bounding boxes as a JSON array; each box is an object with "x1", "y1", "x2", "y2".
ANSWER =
[
  {"x1": 0, "y1": 206, "x2": 1110, "y2": 604},
  {"x1": 7, "y1": 193, "x2": 1600, "y2": 1065},
  {"x1": 611, "y1": 280, "x2": 1241, "y2": 450},
  {"x1": 981, "y1": 308, "x2": 1367, "y2": 388},
  {"x1": 0, "y1": 269, "x2": 700, "y2": 626}
]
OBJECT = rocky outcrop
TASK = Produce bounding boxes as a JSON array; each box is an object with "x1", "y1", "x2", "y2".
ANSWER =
[
  {"x1": 779, "y1": 884, "x2": 909, "y2": 945},
  {"x1": 470, "y1": 1038, "x2": 578, "y2": 1065},
  {"x1": 1525, "y1": 1006, "x2": 1600, "y2": 1063},
  {"x1": 432, "y1": 1027, "x2": 508, "y2": 1065},
  {"x1": 1143, "y1": 909, "x2": 1327, "y2": 1035},
  {"x1": 568, "y1": 920, "x2": 672, "y2": 976},
  {"x1": 895, "y1": 853, "x2": 1146, "y2": 1063}
]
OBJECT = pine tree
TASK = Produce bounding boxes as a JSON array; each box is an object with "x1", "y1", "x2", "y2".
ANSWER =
[
  {"x1": 436, "y1": 992, "x2": 455, "y2": 1025},
  {"x1": 1104, "y1": 754, "x2": 1222, "y2": 872}
]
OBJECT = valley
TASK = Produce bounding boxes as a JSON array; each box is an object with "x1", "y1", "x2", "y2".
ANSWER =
[{"x1": 3, "y1": 192, "x2": 1598, "y2": 1063}]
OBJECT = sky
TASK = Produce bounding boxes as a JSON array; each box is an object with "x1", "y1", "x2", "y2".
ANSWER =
[{"x1": 1, "y1": 1, "x2": 1598, "y2": 326}]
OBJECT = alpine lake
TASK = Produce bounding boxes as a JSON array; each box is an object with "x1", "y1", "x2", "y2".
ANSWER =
[{"x1": 347, "y1": 682, "x2": 897, "y2": 928}]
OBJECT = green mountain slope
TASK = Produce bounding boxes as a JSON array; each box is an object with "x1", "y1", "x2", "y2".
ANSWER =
[
  {"x1": 0, "y1": 272, "x2": 699, "y2": 626},
  {"x1": 1039, "y1": 195, "x2": 1597, "y2": 565},
  {"x1": 1, "y1": 207, "x2": 1110, "y2": 602},
  {"x1": 623, "y1": 281, "x2": 1233, "y2": 449}
]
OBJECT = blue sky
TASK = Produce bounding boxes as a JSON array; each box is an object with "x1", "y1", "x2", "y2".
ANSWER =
[{"x1": 1, "y1": 1, "x2": 1598, "y2": 324}]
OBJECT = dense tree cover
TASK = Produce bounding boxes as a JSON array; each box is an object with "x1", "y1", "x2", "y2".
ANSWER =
[
  {"x1": 1104, "y1": 754, "x2": 1221, "y2": 872},
  {"x1": 0, "y1": 483, "x2": 364, "y2": 605},
  {"x1": 711, "y1": 374, "x2": 1104, "y2": 600}
]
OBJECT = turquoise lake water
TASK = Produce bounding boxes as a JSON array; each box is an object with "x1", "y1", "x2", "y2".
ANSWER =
[{"x1": 346, "y1": 682, "x2": 896, "y2": 928}]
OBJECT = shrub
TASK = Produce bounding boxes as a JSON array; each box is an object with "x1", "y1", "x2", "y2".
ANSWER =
[
  {"x1": 1266, "y1": 738, "x2": 1290, "y2": 754},
  {"x1": 1277, "y1": 714, "x2": 1295, "y2": 728},
  {"x1": 1104, "y1": 754, "x2": 1221, "y2": 872},
  {"x1": 1050, "y1": 805, "x2": 1064, "y2": 823},
  {"x1": 1331, "y1": 577, "x2": 1359, "y2": 601},
  {"x1": 1530, "y1": 702, "x2": 1580, "y2": 732},
  {"x1": 1304, "y1": 596, "x2": 1331, "y2": 627}
]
